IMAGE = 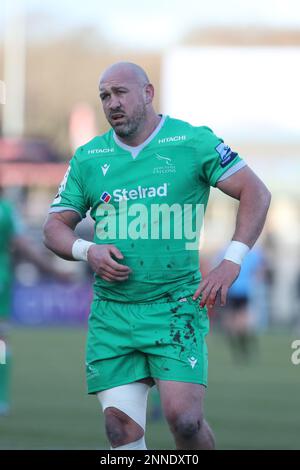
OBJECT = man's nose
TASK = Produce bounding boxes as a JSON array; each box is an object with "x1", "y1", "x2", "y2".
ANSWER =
[{"x1": 108, "y1": 94, "x2": 121, "y2": 110}]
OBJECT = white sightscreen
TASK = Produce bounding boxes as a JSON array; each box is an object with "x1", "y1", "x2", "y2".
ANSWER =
[{"x1": 161, "y1": 47, "x2": 300, "y2": 143}]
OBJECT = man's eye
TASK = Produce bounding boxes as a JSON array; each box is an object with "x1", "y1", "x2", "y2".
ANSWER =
[{"x1": 101, "y1": 94, "x2": 109, "y2": 100}]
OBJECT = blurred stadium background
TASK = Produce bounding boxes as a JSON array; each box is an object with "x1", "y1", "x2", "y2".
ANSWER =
[{"x1": 0, "y1": 0, "x2": 300, "y2": 450}]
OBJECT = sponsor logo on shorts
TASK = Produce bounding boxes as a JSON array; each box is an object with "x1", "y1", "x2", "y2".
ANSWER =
[
  {"x1": 188, "y1": 357, "x2": 198, "y2": 369},
  {"x1": 86, "y1": 363, "x2": 100, "y2": 377}
]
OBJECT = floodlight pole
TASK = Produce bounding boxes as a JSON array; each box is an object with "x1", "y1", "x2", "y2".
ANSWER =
[{"x1": 2, "y1": 0, "x2": 26, "y2": 137}]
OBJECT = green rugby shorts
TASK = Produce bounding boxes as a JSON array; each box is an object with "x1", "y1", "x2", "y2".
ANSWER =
[{"x1": 86, "y1": 293, "x2": 209, "y2": 394}]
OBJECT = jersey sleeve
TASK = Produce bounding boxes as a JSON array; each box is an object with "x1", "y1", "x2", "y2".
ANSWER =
[
  {"x1": 195, "y1": 126, "x2": 245, "y2": 187},
  {"x1": 50, "y1": 154, "x2": 89, "y2": 218}
]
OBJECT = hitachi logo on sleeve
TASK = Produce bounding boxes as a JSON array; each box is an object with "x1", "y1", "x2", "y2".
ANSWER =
[
  {"x1": 158, "y1": 135, "x2": 186, "y2": 144},
  {"x1": 113, "y1": 183, "x2": 168, "y2": 202},
  {"x1": 88, "y1": 148, "x2": 114, "y2": 154}
]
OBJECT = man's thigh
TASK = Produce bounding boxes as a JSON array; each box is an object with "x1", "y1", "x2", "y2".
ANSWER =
[
  {"x1": 156, "y1": 380, "x2": 206, "y2": 419},
  {"x1": 86, "y1": 299, "x2": 153, "y2": 394},
  {"x1": 138, "y1": 295, "x2": 209, "y2": 385},
  {"x1": 86, "y1": 351, "x2": 152, "y2": 394}
]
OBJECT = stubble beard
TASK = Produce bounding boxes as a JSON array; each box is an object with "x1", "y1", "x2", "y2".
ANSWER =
[{"x1": 111, "y1": 104, "x2": 147, "y2": 138}]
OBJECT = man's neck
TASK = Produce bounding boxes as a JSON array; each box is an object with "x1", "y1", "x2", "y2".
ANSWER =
[{"x1": 116, "y1": 113, "x2": 162, "y2": 147}]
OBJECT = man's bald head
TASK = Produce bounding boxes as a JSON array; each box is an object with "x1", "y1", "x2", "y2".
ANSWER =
[
  {"x1": 99, "y1": 62, "x2": 150, "y2": 89},
  {"x1": 99, "y1": 62, "x2": 156, "y2": 141}
]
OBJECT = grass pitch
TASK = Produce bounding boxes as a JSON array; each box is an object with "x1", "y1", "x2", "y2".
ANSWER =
[{"x1": 0, "y1": 327, "x2": 299, "y2": 449}]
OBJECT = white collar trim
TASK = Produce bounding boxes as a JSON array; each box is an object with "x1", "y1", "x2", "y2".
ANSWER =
[{"x1": 113, "y1": 115, "x2": 167, "y2": 159}]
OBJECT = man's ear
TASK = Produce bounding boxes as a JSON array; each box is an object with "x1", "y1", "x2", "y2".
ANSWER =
[{"x1": 144, "y1": 84, "x2": 154, "y2": 105}]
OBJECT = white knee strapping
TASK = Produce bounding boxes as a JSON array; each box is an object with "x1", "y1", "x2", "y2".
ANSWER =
[{"x1": 97, "y1": 382, "x2": 150, "y2": 431}]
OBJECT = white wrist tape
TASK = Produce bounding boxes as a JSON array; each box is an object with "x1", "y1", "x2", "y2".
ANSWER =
[
  {"x1": 224, "y1": 240, "x2": 250, "y2": 265},
  {"x1": 71, "y1": 239, "x2": 95, "y2": 261}
]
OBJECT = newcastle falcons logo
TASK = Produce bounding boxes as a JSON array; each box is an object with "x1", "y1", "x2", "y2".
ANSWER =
[{"x1": 155, "y1": 153, "x2": 173, "y2": 165}]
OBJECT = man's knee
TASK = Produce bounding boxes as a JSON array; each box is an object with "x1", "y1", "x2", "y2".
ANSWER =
[
  {"x1": 104, "y1": 407, "x2": 144, "y2": 447},
  {"x1": 97, "y1": 382, "x2": 150, "y2": 449},
  {"x1": 165, "y1": 408, "x2": 204, "y2": 440}
]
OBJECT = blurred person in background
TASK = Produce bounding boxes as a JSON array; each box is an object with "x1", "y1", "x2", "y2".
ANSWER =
[
  {"x1": 0, "y1": 184, "x2": 65, "y2": 416},
  {"x1": 43, "y1": 62, "x2": 271, "y2": 450},
  {"x1": 220, "y1": 246, "x2": 267, "y2": 362}
]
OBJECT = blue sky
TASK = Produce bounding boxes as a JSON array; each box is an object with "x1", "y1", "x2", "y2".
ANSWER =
[{"x1": 1, "y1": 0, "x2": 300, "y2": 50}]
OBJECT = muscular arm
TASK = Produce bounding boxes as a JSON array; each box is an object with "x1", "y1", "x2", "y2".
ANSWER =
[
  {"x1": 216, "y1": 165, "x2": 271, "y2": 247},
  {"x1": 194, "y1": 166, "x2": 271, "y2": 307},
  {"x1": 43, "y1": 210, "x2": 132, "y2": 282},
  {"x1": 43, "y1": 210, "x2": 81, "y2": 261}
]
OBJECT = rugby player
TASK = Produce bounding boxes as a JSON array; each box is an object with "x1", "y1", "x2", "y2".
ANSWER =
[
  {"x1": 0, "y1": 187, "x2": 64, "y2": 415},
  {"x1": 43, "y1": 62, "x2": 271, "y2": 450}
]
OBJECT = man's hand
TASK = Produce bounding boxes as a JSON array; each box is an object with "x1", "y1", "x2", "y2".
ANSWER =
[
  {"x1": 193, "y1": 260, "x2": 240, "y2": 308},
  {"x1": 87, "y1": 244, "x2": 132, "y2": 282}
]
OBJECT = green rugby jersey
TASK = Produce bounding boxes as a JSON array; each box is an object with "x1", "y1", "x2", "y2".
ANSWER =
[
  {"x1": 50, "y1": 115, "x2": 245, "y2": 302},
  {"x1": 0, "y1": 199, "x2": 21, "y2": 316}
]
